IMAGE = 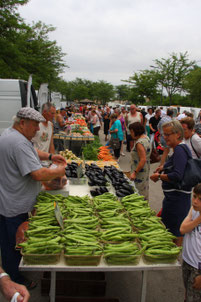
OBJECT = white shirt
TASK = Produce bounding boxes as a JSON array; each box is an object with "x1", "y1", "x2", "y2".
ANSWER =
[
  {"x1": 176, "y1": 113, "x2": 186, "y2": 121},
  {"x1": 32, "y1": 121, "x2": 53, "y2": 152},
  {"x1": 182, "y1": 209, "x2": 201, "y2": 269},
  {"x1": 184, "y1": 133, "x2": 201, "y2": 159}
]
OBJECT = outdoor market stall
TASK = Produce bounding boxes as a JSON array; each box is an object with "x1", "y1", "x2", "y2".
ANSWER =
[
  {"x1": 19, "y1": 256, "x2": 180, "y2": 302},
  {"x1": 19, "y1": 158, "x2": 182, "y2": 302},
  {"x1": 53, "y1": 113, "x2": 94, "y2": 156}
]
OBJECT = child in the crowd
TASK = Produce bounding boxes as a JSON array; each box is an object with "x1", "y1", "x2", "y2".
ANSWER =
[{"x1": 180, "y1": 183, "x2": 201, "y2": 302}]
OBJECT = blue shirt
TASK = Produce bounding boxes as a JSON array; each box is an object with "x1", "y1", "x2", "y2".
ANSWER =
[{"x1": 110, "y1": 120, "x2": 124, "y2": 141}]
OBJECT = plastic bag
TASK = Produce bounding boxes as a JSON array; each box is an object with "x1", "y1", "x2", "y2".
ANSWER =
[{"x1": 42, "y1": 164, "x2": 67, "y2": 190}]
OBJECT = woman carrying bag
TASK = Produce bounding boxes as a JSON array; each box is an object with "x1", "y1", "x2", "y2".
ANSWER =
[
  {"x1": 109, "y1": 113, "x2": 124, "y2": 162},
  {"x1": 150, "y1": 120, "x2": 192, "y2": 246}
]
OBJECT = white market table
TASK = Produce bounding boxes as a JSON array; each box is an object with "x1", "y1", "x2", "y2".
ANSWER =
[{"x1": 19, "y1": 256, "x2": 181, "y2": 302}]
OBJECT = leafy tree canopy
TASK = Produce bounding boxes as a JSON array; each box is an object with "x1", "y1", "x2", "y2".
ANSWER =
[
  {"x1": 0, "y1": 0, "x2": 67, "y2": 88},
  {"x1": 151, "y1": 52, "x2": 196, "y2": 102}
]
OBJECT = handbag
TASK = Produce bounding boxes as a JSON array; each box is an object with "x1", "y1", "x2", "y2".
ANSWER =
[
  {"x1": 150, "y1": 148, "x2": 160, "y2": 164},
  {"x1": 109, "y1": 134, "x2": 120, "y2": 150},
  {"x1": 175, "y1": 144, "x2": 201, "y2": 188}
]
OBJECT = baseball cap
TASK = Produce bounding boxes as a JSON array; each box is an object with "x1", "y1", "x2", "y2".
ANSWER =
[{"x1": 16, "y1": 107, "x2": 46, "y2": 122}]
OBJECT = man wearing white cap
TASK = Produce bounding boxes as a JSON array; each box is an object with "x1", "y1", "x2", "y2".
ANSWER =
[{"x1": 0, "y1": 107, "x2": 66, "y2": 289}]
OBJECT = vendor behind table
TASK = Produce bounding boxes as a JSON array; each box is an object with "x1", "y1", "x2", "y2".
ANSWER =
[{"x1": 0, "y1": 107, "x2": 66, "y2": 287}]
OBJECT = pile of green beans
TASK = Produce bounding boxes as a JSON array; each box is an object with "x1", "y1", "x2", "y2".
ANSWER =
[
  {"x1": 103, "y1": 241, "x2": 141, "y2": 264},
  {"x1": 94, "y1": 194, "x2": 134, "y2": 240},
  {"x1": 121, "y1": 194, "x2": 181, "y2": 262},
  {"x1": 62, "y1": 195, "x2": 102, "y2": 256},
  {"x1": 19, "y1": 192, "x2": 66, "y2": 255}
]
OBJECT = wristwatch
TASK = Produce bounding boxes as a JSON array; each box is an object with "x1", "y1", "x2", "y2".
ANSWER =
[
  {"x1": 0, "y1": 273, "x2": 9, "y2": 279},
  {"x1": 158, "y1": 174, "x2": 161, "y2": 180},
  {"x1": 48, "y1": 153, "x2": 53, "y2": 161}
]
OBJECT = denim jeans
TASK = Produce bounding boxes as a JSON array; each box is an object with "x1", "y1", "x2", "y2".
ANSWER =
[{"x1": 0, "y1": 213, "x2": 28, "y2": 283}]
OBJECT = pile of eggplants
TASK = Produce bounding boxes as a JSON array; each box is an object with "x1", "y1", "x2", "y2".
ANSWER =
[
  {"x1": 85, "y1": 163, "x2": 109, "y2": 197},
  {"x1": 65, "y1": 162, "x2": 83, "y2": 178},
  {"x1": 104, "y1": 165, "x2": 134, "y2": 197},
  {"x1": 85, "y1": 163, "x2": 108, "y2": 186}
]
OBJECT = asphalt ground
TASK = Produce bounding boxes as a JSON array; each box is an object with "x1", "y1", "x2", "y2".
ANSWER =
[{"x1": 0, "y1": 127, "x2": 185, "y2": 302}]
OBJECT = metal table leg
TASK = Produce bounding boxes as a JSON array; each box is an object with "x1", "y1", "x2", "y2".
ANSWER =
[
  {"x1": 49, "y1": 271, "x2": 56, "y2": 302},
  {"x1": 141, "y1": 270, "x2": 148, "y2": 302}
]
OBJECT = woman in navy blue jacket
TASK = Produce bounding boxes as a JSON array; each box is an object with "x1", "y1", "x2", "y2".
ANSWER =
[{"x1": 150, "y1": 120, "x2": 192, "y2": 246}]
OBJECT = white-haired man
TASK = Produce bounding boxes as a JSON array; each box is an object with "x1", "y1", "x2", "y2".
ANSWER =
[{"x1": 0, "y1": 107, "x2": 66, "y2": 288}]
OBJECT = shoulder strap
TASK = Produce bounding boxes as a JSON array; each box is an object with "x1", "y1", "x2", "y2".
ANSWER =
[
  {"x1": 190, "y1": 135, "x2": 199, "y2": 158},
  {"x1": 176, "y1": 143, "x2": 192, "y2": 159}
]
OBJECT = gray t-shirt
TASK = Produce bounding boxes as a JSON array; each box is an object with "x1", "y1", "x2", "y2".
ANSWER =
[{"x1": 0, "y1": 128, "x2": 42, "y2": 217}]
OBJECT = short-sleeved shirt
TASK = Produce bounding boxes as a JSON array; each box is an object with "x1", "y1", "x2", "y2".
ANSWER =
[
  {"x1": 32, "y1": 121, "x2": 53, "y2": 153},
  {"x1": 110, "y1": 120, "x2": 124, "y2": 141},
  {"x1": 184, "y1": 134, "x2": 201, "y2": 159},
  {"x1": 149, "y1": 116, "x2": 161, "y2": 134},
  {"x1": 182, "y1": 209, "x2": 201, "y2": 269},
  {"x1": 0, "y1": 128, "x2": 42, "y2": 217}
]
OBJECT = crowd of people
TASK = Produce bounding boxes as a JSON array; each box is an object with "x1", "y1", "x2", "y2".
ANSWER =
[{"x1": 0, "y1": 103, "x2": 201, "y2": 301}]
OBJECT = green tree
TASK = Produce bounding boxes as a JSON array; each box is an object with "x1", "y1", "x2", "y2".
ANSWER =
[
  {"x1": 125, "y1": 70, "x2": 158, "y2": 103},
  {"x1": 115, "y1": 84, "x2": 131, "y2": 101},
  {"x1": 151, "y1": 52, "x2": 196, "y2": 104},
  {"x1": 183, "y1": 66, "x2": 201, "y2": 107},
  {"x1": 0, "y1": 1, "x2": 67, "y2": 88},
  {"x1": 92, "y1": 81, "x2": 115, "y2": 105}
]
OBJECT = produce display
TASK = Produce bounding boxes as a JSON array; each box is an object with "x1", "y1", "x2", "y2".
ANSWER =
[
  {"x1": 104, "y1": 165, "x2": 135, "y2": 197},
  {"x1": 86, "y1": 160, "x2": 119, "y2": 169},
  {"x1": 19, "y1": 192, "x2": 66, "y2": 264},
  {"x1": 65, "y1": 162, "x2": 84, "y2": 178},
  {"x1": 54, "y1": 113, "x2": 94, "y2": 139},
  {"x1": 85, "y1": 163, "x2": 108, "y2": 186},
  {"x1": 121, "y1": 193, "x2": 181, "y2": 263},
  {"x1": 104, "y1": 242, "x2": 141, "y2": 265},
  {"x1": 97, "y1": 146, "x2": 114, "y2": 161},
  {"x1": 60, "y1": 149, "x2": 80, "y2": 160},
  {"x1": 62, "y1": 195, "x2": 102, "y2": 265},
  {"x1": 82, "y1": 137, "x2": 102, "y2": 160},
  {"x1": 20, "y1": 176, "x2": 181, "y2": 266}
]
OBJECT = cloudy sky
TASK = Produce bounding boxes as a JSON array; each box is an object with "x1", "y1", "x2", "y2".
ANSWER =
[{"x1": 19, "y1": 0, "x2": 201, "y2": 86}]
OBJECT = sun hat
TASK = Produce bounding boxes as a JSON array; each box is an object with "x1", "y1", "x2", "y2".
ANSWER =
[{"x1": 16, "y1": 107, "x2": 46, "y2": 122}]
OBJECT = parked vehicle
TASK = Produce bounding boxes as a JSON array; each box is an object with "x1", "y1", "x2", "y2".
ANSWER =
[{"x1": 0, "y1": 79, "x2": 38, "y2": 134}]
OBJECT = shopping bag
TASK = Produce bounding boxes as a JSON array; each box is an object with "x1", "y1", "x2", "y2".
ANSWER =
[
  {"x1": 109, "y1": 137, "x2": 120, "y2": 150},
  {"x1": 150, "y1": 148, "x2": 160, "y2": 164}
]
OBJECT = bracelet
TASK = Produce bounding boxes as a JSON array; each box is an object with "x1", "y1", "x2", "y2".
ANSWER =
[
  {"x1": 48, "y1": 153, "x2": 53, "y2": 161},
  {"x1": 0, "y1": 273, "x2": 9, "y2": 279}
]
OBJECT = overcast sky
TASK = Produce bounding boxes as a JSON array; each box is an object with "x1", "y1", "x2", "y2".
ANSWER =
[{"x1": 19, "y1": 0, "x2": 201, "y2": 86}]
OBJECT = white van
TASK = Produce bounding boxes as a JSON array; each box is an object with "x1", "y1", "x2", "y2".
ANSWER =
[{"x1": 0, "y1": 79, "x2": 38, "y2": 134}]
